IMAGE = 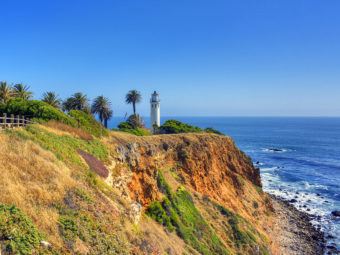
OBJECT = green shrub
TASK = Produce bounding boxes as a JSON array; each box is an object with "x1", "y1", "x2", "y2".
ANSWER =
[
  {"x1": 13, "y1": 125, "x2": 108, "y2": 166},
  {"x1": 146, "y1": 201, "x2": 175, "y2": 231},
  {"x1": 213, "y1": 202, "x2": 268, "y2": 252},
  {"x1": 146, "y1": 172, "x2": 229, "y2": 255},
  {"x1": 0, "y1": 98, "x2": 75, "y2": 125},
  {"x1": 126, "y1": 114, "x2": 144, "y2": 128},
  {"x1": 117, "y1": 121, "x2": 133, "y2": 130},
  {"x1": 159, "y1": 120, "x2": 223, "y2": 135},
  {"x1": 69, "y1": 110, "x2": 108, "y2": 137},
  {"x1": 0, "y1": 99, "x2": 107, "y2": 137},
  {"x1": 204, "y1": 127, "x2": 223, "y2": 135},
  {"x1": 159, "y1": 120, "x2": 202, "y2": 134},
  {"x1": 0, "y1": 204, "x2": 42, "y2": 255},
  {"x1": 58, "y1": 202, "x2": 129, "y2": 254},
  {"x1": 117, "y1": 121, "x2": 151, "y2": 136}
]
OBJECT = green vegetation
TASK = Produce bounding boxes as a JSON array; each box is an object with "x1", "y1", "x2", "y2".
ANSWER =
[
  {"x1": 117, "y1": 118, "x2": 151, "y2": 136},
  {"x1": 0, "y1": 98, "x2": 76, "y2": 125},
  {"x1": 69, "y1": 110, "x2": 108, "y2": 137},
  {"x1": 91, "y1": 95, "x2": 113, "y2": 128},
  {"x1": 42, "y1": 91, "x2": 62, "y2": 108},
  {"x1": 12, "y1": 125, "x2": 108, "y2": 166},
  {"x1": 57, "y1": 190, "x2": 129, "y2": 254},
  {"x1": 146, "y1": 172, "x2": 230, "y2": 255},
  {"x1": 0, "y1": 204, "x2": 42, "y2": 255},
  {"x1": 159, "y1": 120, "x2": 223, "y2": 135},
  {"x1": 0, "y1": 98, "x2": 108, "y2": 137},
  {"x1": 204, "y1": 127, "x2": 224, "y2": 135},
  {"x1": 12, "y1": 84, "x2": 33, "y2": 100},
  {"x1": 62, "y1": 92, "x2": 90, "y2": 113},
  {"x1": 0, "y1": 81, "x2": 13, "y2": 104},
  {"x1": 212, "y1": 201, "x2": 269, "y2": 254},
  {"x1": 159, "y1": 120, "x2": 202, "y2": 134},
  {"x1": 125, "y1": 90, "x2": 142, "y2": 115}
]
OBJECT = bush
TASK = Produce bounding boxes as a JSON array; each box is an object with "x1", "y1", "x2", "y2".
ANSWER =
[
  {"x1": 0, "y1": 99, "x2": 107, "y2": 137},
  {"x1": 0, "y1": 98, "x2": 75, "y2": 125},
  {"x1": 159, "y1": 120, "x2": 202, "y2": 134},
  {"x1": 159, "y1": 120, "x2": 224, "y2": 135},
  {"x1": 0, "y1": 204, "x2": 42, "y2": 255},
  {"x1": 69, "y1": 110, "x2": 108, "y2": 137},
  {"x1": 117, "y1": 121, "x2": 151, "y2": 136},
  {"x1": 117, "y1": 121, "x2": 133, "y2": 130},
  {"x1": 146, "y1": 201, "x2": 175, "y2": 231},
  {"x1": 146, "y1": 172, "x2": 229, "y2": 255},
  {"x1": 204, "y1": 127, "x2": 223, "y2": 135},
  {"x1": 58, "y1": 200, "x2": 130, "y2": 254},
  {"x1": 126, "y1": 114, "x2": 144, "y2": 128}
]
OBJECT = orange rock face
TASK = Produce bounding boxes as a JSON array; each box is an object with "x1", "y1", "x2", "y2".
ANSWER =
[
  {"x1": 106, "y1": 133, "x2": 266, "y2": 209},
  {"x1": 105, "y1": 132, "x2": 276, "y2": 253}
]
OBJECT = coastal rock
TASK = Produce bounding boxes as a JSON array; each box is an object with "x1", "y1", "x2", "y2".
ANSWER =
[
  {"x1": 268, "y1": 148, "x2": 283, "y2": 152},
  {"x1": 331, "y1": 210, "x2": 340, "y2": 217}
]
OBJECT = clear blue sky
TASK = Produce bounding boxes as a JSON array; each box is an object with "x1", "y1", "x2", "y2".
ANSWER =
[{"x1": 1, "y1": 0, "x2": 340, "y2": 116}]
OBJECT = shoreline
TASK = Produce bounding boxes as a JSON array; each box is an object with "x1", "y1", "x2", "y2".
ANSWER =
[{"x1": 270, "y1": 195, "x2": 326, "y2": 255}]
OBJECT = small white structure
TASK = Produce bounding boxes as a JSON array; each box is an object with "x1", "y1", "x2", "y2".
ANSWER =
[{"x1": 150, "y1": 91, "x2": 160, "y2": 132}]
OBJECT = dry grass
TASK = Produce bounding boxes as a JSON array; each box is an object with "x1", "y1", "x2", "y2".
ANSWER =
[
  {"x1": 132, "y1": 217, "x2": 188, "y2": 255},
  {"x1": 44, "y1": 120, "x2": 93, "y2": 140},
  {"x1": 0, "y1": 133, "x2": 75, "y2": 246}
]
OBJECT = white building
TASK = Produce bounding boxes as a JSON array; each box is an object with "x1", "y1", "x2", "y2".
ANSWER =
[{"x1": 150, "y1": 91, "x2": 160, "y2": 132}]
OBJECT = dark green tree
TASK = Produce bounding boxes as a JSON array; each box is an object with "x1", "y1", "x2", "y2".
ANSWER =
[
  {"x1": 0, "y1": 81, "x2": 13, "y2": 103},
  {"x1": 91, "y1": 95, "x2": 113, "y2": 128},
  {"x1": 125, "y1": 90, "x2": 141, "y2": 115},
  {"x1": 42, "y1": 91, "x2": 61, "y2": 108},
  {"x1": 13, "y1": 83, "x2": 33, "y2": 100},
  {"x1": 63, "y1": 92, "x2": 89, "y2": 112}
]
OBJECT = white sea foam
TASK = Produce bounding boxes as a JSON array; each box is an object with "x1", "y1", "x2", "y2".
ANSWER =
[
  {"x1": 261, "y1": 148, "x2": 290, "y2": 153},
  {"x1": 260, "y1": 167, "x2": 278, "y2": 172},
  {"x1": 300, "y1": 181, "x2": 329, "y2": 190}
]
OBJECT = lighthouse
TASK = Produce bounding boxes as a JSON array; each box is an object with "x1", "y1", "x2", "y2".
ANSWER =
[{"x1": 150, "y1": 91, "x2": 160, "y2": 133}]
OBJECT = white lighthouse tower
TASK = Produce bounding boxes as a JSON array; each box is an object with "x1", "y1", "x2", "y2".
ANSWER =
[{"x1": 150, "y1": 91, "x2": 160, "y2": 133}]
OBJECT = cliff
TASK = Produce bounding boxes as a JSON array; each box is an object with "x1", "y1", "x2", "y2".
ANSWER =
[{"x1": 0, "y1": 123, "x2": 277, "y2": 254}]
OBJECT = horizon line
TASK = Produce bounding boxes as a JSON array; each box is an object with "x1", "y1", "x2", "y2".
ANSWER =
[{"x1": 110, "y1": 115, "x2": 340, "y2": 118}]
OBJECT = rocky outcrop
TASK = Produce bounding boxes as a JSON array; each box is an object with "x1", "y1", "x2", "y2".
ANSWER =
[{"x1": 106, "y1": 133, "x2": 262, "y2": 207}]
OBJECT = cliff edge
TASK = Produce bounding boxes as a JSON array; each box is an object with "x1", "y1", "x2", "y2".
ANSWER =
[{"x1": 0, "y1": 123, "x2": 319, "y2": 254}]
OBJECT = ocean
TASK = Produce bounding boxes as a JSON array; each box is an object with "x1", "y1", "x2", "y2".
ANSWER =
[{"x1": 108, "y1": 116, "x2": 340, "y2": 250}]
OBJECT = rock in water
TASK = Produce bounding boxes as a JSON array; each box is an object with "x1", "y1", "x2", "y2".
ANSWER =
[
  {"x1": 268, "y1": 148, "x2": 283, "y2": 152},
  {"x1": 331, "y1": 210, "x2": 340, "y2": 217}
]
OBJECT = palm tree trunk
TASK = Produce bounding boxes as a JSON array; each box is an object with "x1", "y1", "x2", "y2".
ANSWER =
[
  {"x1": 104, "y1": 118, "x2": 108, "y2": 128},
  {"x1": 133, "y1": 102, "x2": 136, "y2": 115},
  {"x1": 99, "y1": 112, "x2": 103, "y2": 124}
]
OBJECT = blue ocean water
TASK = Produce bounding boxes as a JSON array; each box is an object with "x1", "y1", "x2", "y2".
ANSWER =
[{"x1": 108, "y1": 117, "x2": 340, "y2": 249}]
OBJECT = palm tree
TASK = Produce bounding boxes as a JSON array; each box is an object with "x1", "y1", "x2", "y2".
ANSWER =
[
  {"x1": 103, "y1": 109, "x2": 113, "y2": 128},
  {"x1": 62, "y1": 92, "x2": 89, "y2": 112},
  {"x1": 125, "y1": 90, "x2": 141, "y2": 115},
  {"x1": 42, "y1": 91, "x2": 61, "y2": 108},
  {"x1": 0, "y1": 82, "x2": 13, "y2": 103},
  {"x1": 13, "y1": 83, "x2": 33, "y2": 100},
  {"x1": 91, "y1": 95, "x2": 113, "y2": 127}
]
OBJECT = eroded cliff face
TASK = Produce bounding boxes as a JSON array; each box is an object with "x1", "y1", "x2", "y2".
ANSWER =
[
  {"x1": 104, "y1": 132, "x2": 276, "y2": 254},
  {"x1": 107, "y1": 133, "x2": 261, "y2": 203}
]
